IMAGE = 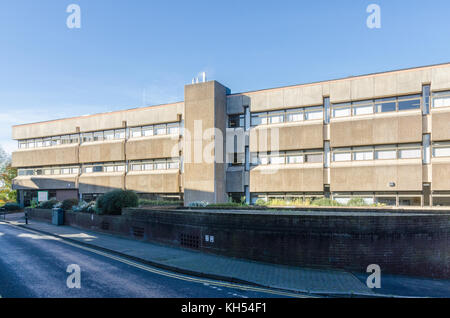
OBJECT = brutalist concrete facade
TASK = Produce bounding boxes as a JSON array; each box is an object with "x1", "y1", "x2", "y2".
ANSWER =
[{"x1": 11, "y1": 63, "x2": 450, "y2": 207}]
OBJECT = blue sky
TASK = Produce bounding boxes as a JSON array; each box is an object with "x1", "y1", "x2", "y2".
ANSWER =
[{"x1": 1, "y1": 0, "x2": 450, "y2": 153}]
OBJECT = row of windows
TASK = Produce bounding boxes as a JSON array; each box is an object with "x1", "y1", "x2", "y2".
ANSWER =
[
  {"x1": 251, "y1": 150, "x2": 323, "y2": 165},
  {"x1": 18, "y1": 122, "x2": 181, "y2": 149},
  {"x1": 332, "y1": 144, "x2": 422, "y2": 162},
  {"x1": 432, "y1": 91, "x2": 450, "y2": 108},
  {"x1": 17, "y1": 158, "x2": 180, "y2": 176},
  {"x1": 332, "y1": 94, "x2": 421, "y2": 118},
  {"x1": 251, "y1": 106, "x2": 324, "y2": 126}
]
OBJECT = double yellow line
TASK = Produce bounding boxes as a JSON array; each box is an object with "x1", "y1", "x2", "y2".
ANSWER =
[{"x1": 3, "y1": 222, "x2": 311, "y2": 298}]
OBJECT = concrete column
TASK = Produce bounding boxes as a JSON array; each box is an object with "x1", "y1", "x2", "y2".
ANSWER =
[{"x1": 183, "y1": 81, "x2": 229, "y2": 206}]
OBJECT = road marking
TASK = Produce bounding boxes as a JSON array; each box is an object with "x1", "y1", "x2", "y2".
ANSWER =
[{"x1": 2, "y1": 222, "x2": 311, "y2": 298}]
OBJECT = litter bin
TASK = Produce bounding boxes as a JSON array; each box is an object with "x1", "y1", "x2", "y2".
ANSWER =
[{"x1": 52, "y1": 208, "x2": 64, "y2": 226}]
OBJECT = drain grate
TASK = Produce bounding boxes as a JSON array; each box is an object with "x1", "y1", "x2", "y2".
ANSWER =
[{"x1": 180, "y1": 233, "x2": 200, "y2": 249}]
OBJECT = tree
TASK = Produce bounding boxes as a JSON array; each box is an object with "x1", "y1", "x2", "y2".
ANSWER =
[{"x1": 0, "y1": 146, "x2": 16, "y2": 203}]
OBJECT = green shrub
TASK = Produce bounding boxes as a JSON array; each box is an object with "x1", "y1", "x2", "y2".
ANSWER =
[
  {"x1": 207, "y1": 202, "x2": 244, "y2": 208},
  {"x1": 311, "y1": 198, "x2": 341, "y2": 207},
  {"x1": 73, "y1": 201, "x2": 96, "y2": 213},
  {"x1": 3, "y1": 202, "x2": 21, "y2": 211},
  {"x1": 255, "y1": 199, "x2": 268, "y2": 206},
  {"x1": 62, "y1": 198, "x2": 79, "y2": 211},
  {"x1": 347, "y1": 197, "x2": 367, "y2": 207},
  {"x1": 30, "y1": 199, "x2": 38, "y2": 208},
  {"x1": 96, "y1": 190, "x2": 139, "y2": 215},
  {"x1": 187, "y1": 201, "x2": 209, "y2": 207},
  {"x1": 37, "y1": 200, "x2": 59, "y2": 209}
]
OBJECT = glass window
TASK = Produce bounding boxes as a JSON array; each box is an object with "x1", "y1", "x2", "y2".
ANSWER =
[
  {"x1": 376, "y1": 98, "x2": 396, "y2": 113},
  {"x1": 19, "y1": 141, "x2": 27, "y2": 149},
  {"x1": 287, "y1": 153, "x2": 304, "y2": 164},
  {"x1": 399, "y1": 148, "x2": 421, "y2": 159},
  {"x1": 35, "y1": 139, "x2": 43, "y2": 148},
  {"x1": 268, "y1": 111, "x2": 284, "y2": 124},
  {"x1": 269, "y1": 155, "x2": 285, "y2": 165},
  {"x1": 93, "y1": 166, "x2": 103, "y2": 173},
  {"x1": 433, "y1": 143, "x2": 450, "y2": 157},
  {"x1": 104, "y1": 130, "x2": 114, "y2": 140},
  {"x1": 286, "y1": 109, "x2": 304, "y2": 122},
  {"x1": 27, "y1": 140, "x2": 35, "y2": 148},
  {"x1": 51, "y1": 137, "x2": 61, "y2": 146},
  {"x1": 53, "y1": 168, "x2": 61, "y2": 175},
  {"x1": 305, "y1": 153, "x2": 323, "y2": 163},
  {"x1": 130, "y1": 127, "x2": 142, "y2": 138},
  {"x1": 83, "y1": 133, "x2": 93, "y2": 143},
  {"x1": 332, "y1": 104, "x2": 351, "y2": 118},
  {"x1": 35, "y1": 169, "x2": 43, "y2": 175},
  {"x1": 259, "y1": 154, "x2": 269, "y2": 165},
  {"x1": 114, "y1": 129, "x2": 126, "y2": 139},
  {"x1": 61, "y1": 135, "x2": 71, "y2": 144},
  {"x1": 168, "y1": 161, "x2": 180, "y2": 169},
  {"x1": 432, "y1": 91, "x2": 450, "y2": 108},
  {"x1": 93, "y1": 131, "x2": 104, "y2": 141},
  {"x1": 155, "y1": 161, "x2": 167, "y2": 170},
  {"x1": 229, "y1": 115, "x2": 244, "y2": 128},
  {"x1": 167, "y1": 123, "x2": 180, "y2": 135},
  {"x1": 71, "y1": 167, "x2": 79, "y2": 174},
  {"x1": 143, "y1": 163, "x2": 153, "y2": 171},
  {"x1": 44, "y1": 169, "x2": 52, "y2": 175},
  {"x1": 70, "y1": 134, "x2": 79, "y2": 144},
  {"x1": 132, "y1": 164, "x2": 142, "y2": 171},
  {"x1": 333, "y1": 152, "x2": 352, "y2": 162},
  {"x1": 61, "y1": 168, "x2": 71, "y2": 174},
  {"x1": 116, "y1": 165, "x2": 125, "y2": 172},
  {"x1": 84, "y1": 167, "x2": 93, "y2": 173},
  {"x1": 43, "y1": 138, "x2": 52, "y2": 147},
  {"x1": 104, "y1": 166, "x2": 114, "y2": 172},
  {"x1": 375, "y1": 148, "x2": 397, "y2": 160},
  {"x1": 251, "y1": 113, "x2": 267, "y2": 126},
  {"x1": 142, "y1": 126, "x2": 153, "y2": 137},
  {"x1": 353, "y1": 101, "x2": 374, "y2": 116},
  {"x1": 305, "y1": 107, "x2": 323, "y2": 120},
  {"x1": 398, "y1": 95, "x2": 421, "y2": 111},
  {"x1": 154, "y1": 125, "x2": 167, "y2": 135},
  {"x1": 354, "y1": 151, "x2": 374, "y2": 161}
]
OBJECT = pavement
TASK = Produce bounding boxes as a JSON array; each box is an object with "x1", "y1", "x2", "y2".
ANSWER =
[{"x1": 3, "y1": 212, "x2": 450, "y2": 297}]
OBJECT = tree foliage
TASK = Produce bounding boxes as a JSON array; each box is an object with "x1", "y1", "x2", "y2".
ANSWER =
[{"x1": 0, "y1": 146, "x2": 17, "y2": 204}]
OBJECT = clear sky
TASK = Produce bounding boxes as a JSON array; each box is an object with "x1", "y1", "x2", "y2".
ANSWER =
[{"x1": 1, "y1": 0, "x2": 450, "y2": 153}]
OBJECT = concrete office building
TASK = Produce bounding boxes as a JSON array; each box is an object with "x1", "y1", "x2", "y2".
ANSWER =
[{"x1": 11, "y1": 63, "x2": 450, "y2": 207}]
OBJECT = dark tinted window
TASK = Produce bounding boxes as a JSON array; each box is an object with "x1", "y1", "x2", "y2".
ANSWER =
[{"x1": 398, "y1": 98, "x2": 421, "y2": 111}]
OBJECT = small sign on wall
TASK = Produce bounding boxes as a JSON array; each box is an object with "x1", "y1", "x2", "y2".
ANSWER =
[{"x1": 38, "y1": 191, "x2": 48, "y2": 203}]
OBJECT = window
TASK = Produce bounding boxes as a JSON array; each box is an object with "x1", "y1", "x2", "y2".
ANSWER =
[
  {"x1": 332, "y1": 104, "x2": 351, "y2": 118},
  {"x1": 354, "y1": 151, "x2": 374, "y2": 161},
  {"x1": 61, "y1": 168, "x2": 71, "y2": 174},
  {"x1": 375, "y1": 147, "x2": 397, "y2": 160},
  {"x1": 269, "y1": 154, "x2": 285, "y2": 165},
  {"x1": 130, "y1": 127, "x2": 142, "y2": 138},
  {"x1": 93, "y1": 131, "x2": 104, "y2": 141},
  {"x1": 35, "y1": 139, "x2": 43, "y2": 148},
  {"x1": 93, "y1": 165, "x2": 103, "y2": 173},
  {"x1": 104, "y1": 130, "x2": 114, "y2": 140},
  {"x1": 85, "y1": 167, "x2": 93, "y2": 173},
  {"x1": 53, "y1": 168, "x2": 61, "y2": 175},
  {"x1": 142, "y1": 126, "x2": 153, "y2": 137},
  {"x1": 27, "y1": 140, "x2": 35, "y2": 148},
  {"x1": 51, "y1": 137, "x2": 61, "y2": 146},
  {"x1": 268, "y1": 111, "x2": 284, "y2": 124},
  {"x1": 251, "y1": 113, "x2": 267, "y2": 126},
  {"x1": 375, "y1": 98, "x2": 396, "y2": 113},
  {"x1": 131, "y1": 164, "x2": 142, "y2": 171},
  {"x1": 114, "y1": 129, "x2": 125, "y2": 139},
  {"x1": 305, "y1": 153, "x2": 323, "y2": 163},
  {"x1": 70, "y1": 134, "x2": 79, "y2": 144},
  {"x1": 433, "y1": 142, "x2": 450, "y2": 157},
  {"x1": 168, "y1": 160, "x2": 180, "y2": 169},
  {"x1": 398, "y1": 95, "x2": 421, "y2": 111},
  {"x1": 43, "y1": 138, "x2": 52, "y2": 147},
  {"x1": 229, "y1": 115, "x2": 245, "y2": 128},
  {"x1": 61, "y1": 135, "x2": 71, "y2": 144},
  {"x1": 83, "y1": 133, "x2": 93, "y2": 143},
  {"x1": 353, "y1": 101, "x2": 374, "y2": 116},
  {"x1": 154, "y1": 125, "x2": 166, "y2": 135},
  {"x1": 286, "y1": 153, "x2": 304, "y2": 164},
  {"x1": 304, "y1": 106, "x2": 323, "y2": 120},
  {"x1": 333, "y1": 151, "x2": 351, "y2": 162},
  {"x1": 44, "y1": 169, "x2": 52, "y2": 175},
  {"x1": 104, "y1": 166, "x2": 115, "y2": 173},
  {"x1": 143, "y1": 163, "x2": 153, "y2": 171},
  {"x1": 116, "y1": 165, "x2": 125, "y2": 172},
  {"x1": 432, "y1": 91, "x2": 450, "y2": 108},
  {"x1": 155, "y1": 161, "x2": 167, "y2": 170},
  {"x1": 71, "y1": 167, "x2": 80, "y2": 174},
  {"x1": 18, "y1": 141, "x2": 27, "y2": 149},
  {"x1": 167, "y1": 123, "x2": 180, "y2": 135},
  {"x1": 398, "y1": 144, "x2": 421, "y2": 159},
  {"x1": 286, "y1": 109, "x2": 304, "y2": 122}
]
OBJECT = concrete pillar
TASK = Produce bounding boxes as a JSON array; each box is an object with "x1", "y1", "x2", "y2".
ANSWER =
[{"x1": 183, "y1": 81, "x2": 229, "y2": 206}]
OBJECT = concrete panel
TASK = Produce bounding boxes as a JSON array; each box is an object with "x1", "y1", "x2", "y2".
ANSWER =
[
  {"x1": 11, "y1": 145, "x2": 79, "y2": 168},
  {"x1": 396, "y1": 71, "x2": 423, "y2": 95},
  {"x1": 283, "y1": 87, "x2": 303, "y2": 107},
  {"x1": 329, "y1": 81, "x2": 351, "y2": 103},
  {"x1": 432, "y1": 163, "x2": 450, "y2": 191},
  {"x1": 79, "y1": 141, "x2": 125, "y2": 163},
  {"x1": 431, "y1": 66, "x2": 450, "y2": 91},
  {"x1": 301, "y1": 84, "x2": 323, "y2": 106},
  {"x1": 126, "y1": 136, "x2": 179, "y2": 161},
  {"x1": 250, "y1": 122, "x2": 324, "y2": 152},
  {"x1": 12, "y1": 175, "x2": 78, "y2": 190},
  {"x1": 78, "y1": 173, "x2": 124, "y2": 194},
  {"x1": 431, "y1": 110, "x2": 450, "y2": 141},
  {"x1": 266, "y1": 90, "x2": 284, "y2": 109},
  {"x1": 249, "y1": 165, "x2": 323, "y2": 192},
  {"x1": 330, "y1": 113, "x2": 422, "y2": 147},
  {"x1": 126, "y1": 171, "x2": 180, "y2": 193},
  {"x1": 330, "y1": 162, "x2": 422, "y2": 192},
  {"x1": 351, "y1": 77, "x2": 374, "y2": 101},
  {"x1": 374, "y1": 74, "x2": 397, "y2": 97}
]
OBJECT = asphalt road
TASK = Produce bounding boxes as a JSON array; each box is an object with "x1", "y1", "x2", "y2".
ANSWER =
[{"x1": 0, "y1": 222, "x2": 292, "y2": 298}]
